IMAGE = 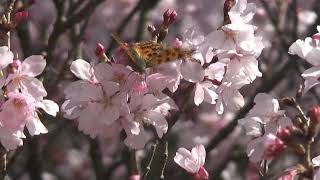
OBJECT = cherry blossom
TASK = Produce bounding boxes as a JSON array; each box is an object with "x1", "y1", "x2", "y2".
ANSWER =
[
  {"x1": 63, "y1": 59, "x2": 177, "y2": 148},
  {"x1": 0, "y1": 92, "x2": 58, "y2": 150},
  {"x1": 197, "y1": 0, "x2": 263, "y2": 114},
  {"x1": 63, "y1": 79, "x2": 128, "y2": 138},
  {"x1": 174, "y1": 144, "x2": 209, "y2": 179},
  {"x1": 289, "y1": 26, "x2": 320, "y2": 93},
  {"x1": 122, "y1": 94, "x2": 175, "y2": 149},
  {"x1": 239, "y1": 93, "x2": 292, "y2": 136},
  {"x1": 5, "y1": 55, "x2": 47, "y2": 99},
  {"x1": 239, "y1": 93, "x2": 291, "y2": 162}
]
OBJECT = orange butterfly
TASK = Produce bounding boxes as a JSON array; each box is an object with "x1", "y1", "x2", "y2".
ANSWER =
[{"x1": 112, "y1": 34, "x2": 194, "y2": 72}]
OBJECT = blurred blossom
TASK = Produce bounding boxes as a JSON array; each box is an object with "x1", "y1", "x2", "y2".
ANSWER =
[{"x1": 298, "y1": 10, "x2": 317, "y2": 33}]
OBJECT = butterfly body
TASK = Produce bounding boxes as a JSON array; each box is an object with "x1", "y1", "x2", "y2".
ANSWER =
[{"x1": 112, "y1": 34, "x2": 194, "y2": 72}]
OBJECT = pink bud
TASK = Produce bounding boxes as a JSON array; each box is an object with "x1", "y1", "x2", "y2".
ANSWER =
[
  {"x1": 129, "y1": 174, "x2": 140, "y2": 180},
  {"x1": 95, "y1": 43, "x2": 105, "y2": 57},
  {"x1": 163, "y1": 9, "x2": 177, "y2": 26},
  {"x1": 168, "y1": 10, "x2": 178, "y2": 24},
  {"x1": 163, "y1": 9, "x2": 171, "y2": 21},
  {"x1": 313, "y1": 33, "x2": 320, "y2": 41},
  {"x1": 14, "y1": 11, "x2": 29, "y2": 24},
  {"x1": 173, "y1": 38, "x2": 183, "y2": 48},
  {"x1": 264, "y1": 134, "x2": 286, "y2": 159},
  {"x1": 308, "y1": 106, "x2": 320, "y2": 124},
  {"x1": 276, "y1": 128, "x2": 292, "y2": 142}
]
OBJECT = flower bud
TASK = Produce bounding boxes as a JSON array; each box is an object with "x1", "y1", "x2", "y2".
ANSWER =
[
  {"x1": 129, "y1": 174, "x2": 140, "y2": 180},
  {"x1": 312, "y1": 33, "x2": 320, "y2": 41},
  {"x1": 168, "y1": 10, "x2": 178, "y2": 25},
  {"x1": 163, "y1": 9, "x2": 177, "y2": 27},
  {"x1": 264, "y1": 134, "x2": 286, "y2": 159},
  {"x1": 163, "y1": 9, "x2": 171, "y2": 19},
  {"x1": 95, "y1": 43, "x2": 110, "y2": 62},
  {"x1": 95, "y1": 43, "x2": 105, "y2": 57},
  {"x1": 14, "y1": 11, "x2": 29, "y2": 25},
  {"x1": 308, "y1": 106, "x2": 320, "y2": 124},
  {"x1": 173, "y1": 38, "x2": 183, "y2": 48},
  {"x1": 277, "y1": 128, "x2": 292, "y2": 142}
]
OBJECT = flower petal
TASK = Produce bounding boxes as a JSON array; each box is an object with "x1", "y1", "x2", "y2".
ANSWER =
[
  {"x1": 26, "y1": 114, "x2": 48, "y2": 136},
  {"x1": 37, "y1": 99, "x2": 59, "y2": 117},
  {"x1": 180, "y1": 61, "x2": 204, "y2": 83},
  {"x1": 22, "y1": 55, "x2": 46, "y2": 77}
]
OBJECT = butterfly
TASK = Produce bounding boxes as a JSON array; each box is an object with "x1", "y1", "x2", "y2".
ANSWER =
[{"x1": 111, "y1": 34, "x2": 195, "y2": 72}]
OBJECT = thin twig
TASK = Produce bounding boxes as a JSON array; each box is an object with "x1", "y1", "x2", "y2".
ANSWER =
[{"x1": 143, "y1": 141, "x2": 158, "y2": 179}]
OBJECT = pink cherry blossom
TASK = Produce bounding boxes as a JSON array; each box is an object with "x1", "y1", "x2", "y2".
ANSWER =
[
  {"x1": 289, "y1": 26, "x2": 320, "y2": 93},
  {"x1": 174, "y1": 144, "x2": 208, "y2": 179},
  {"x1": 239, "y1": 93, "x2": 292, "y2": 136},
  {"x1": 0, "y1": 92, "x2": 58, "y2": 150},
  {"x1": 5, "y1": 55, "x2": 47, "y2": 99},
  {"x1": 122, "y1": 94, "x2": 175, "y2": 149},
  {"x1": 63, "y1": 80, "x2": 128, "y2": 138}
]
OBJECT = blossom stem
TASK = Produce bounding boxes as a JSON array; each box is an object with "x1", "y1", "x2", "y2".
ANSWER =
[
  {"x1": 142, "y1": 141, "x2": 158, "y2": 179},
  {"x1": 143, "y1": 140, "x2": 168, "y2": 180}
]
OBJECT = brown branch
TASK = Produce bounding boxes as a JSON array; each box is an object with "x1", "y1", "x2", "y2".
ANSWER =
[
  {"x1": 47, "y1": 0, "x2": 105, "y2": 65},
  {"x1": 89, "y1": 138, "x2": 105, "y2": 180}
]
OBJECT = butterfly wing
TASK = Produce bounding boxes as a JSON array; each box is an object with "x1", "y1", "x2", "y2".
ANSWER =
[{"x1": 132, "y1": 41, "x2": 165, "y2": 67}]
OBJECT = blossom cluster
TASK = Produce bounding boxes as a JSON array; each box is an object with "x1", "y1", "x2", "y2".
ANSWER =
[
  {"x1": 289, "y1": 26, "x2": 320, "y2": 94},
  {"x1": 62, "y1": 59, "x2": 177, "y2": 149},
  {"x1": 198, "y1": 0, "x2": 264, "y2": 114},
  {"x1": 239, "y1": 93, "x2": 292, "y2": 163},
  {"x1": 0, "y1": 47, "x2": 58, "y2": 150},
  {"x1": 62, "y1": 0, "x2": 264, "y2": 151}
]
